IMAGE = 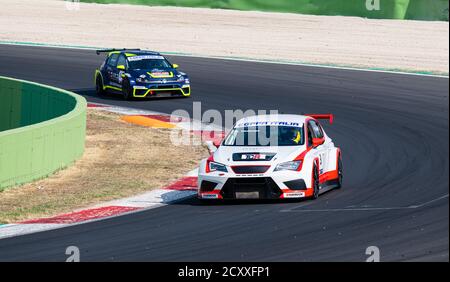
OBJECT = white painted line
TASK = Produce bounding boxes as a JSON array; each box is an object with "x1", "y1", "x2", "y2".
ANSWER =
[
  {"x1": 186, "y1": 168, "x2": 199, "y2": 177},
  {"x1": 0, "y1": 207, "x2": 147, "y2": 240},
  {"x1": 0, "y1": 224, "x2": 70, "y2": 240},
  {"x1": 92, "y1": 105, "x2": 162, "y2": 116},
  {"x1": 90, "y1": 189, "x2": 197, "y2": 209},
  {"x1": 0, "y1": 189, "x2": 197, "y2": 240},
  {"x1": 280, "y1": 194, "x2": 449, "y2": 213}
]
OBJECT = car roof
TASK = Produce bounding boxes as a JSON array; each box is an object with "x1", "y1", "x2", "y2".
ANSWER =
[
  {"x1": 109, "y1": 50, "x2": 161, "y2": 57},
  {"x1": 235, "y1": 114, "x2": 309, "y2": 127},
  {"x1": 126, "y1": 50, "x2": 160, "y2": 55}
]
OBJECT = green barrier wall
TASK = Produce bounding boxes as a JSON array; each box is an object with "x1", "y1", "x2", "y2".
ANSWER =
[
  {"x1": 0, "y1": 76, "x2": 86, "y2": 189},
  {"x1": 81, "y1": 0, "x2": 448, "y2": 21}
]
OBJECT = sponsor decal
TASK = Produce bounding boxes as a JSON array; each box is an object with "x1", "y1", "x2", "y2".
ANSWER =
[
  {"x1": 151, "y1": 72, "x2": 170, "y2": 76},
  {"x1": 110, "y1": 82, "x2": 122, "y2": 88},
  {"x1": 127, "y1": 55, "x2": 164, "y2": 61},
  {"x1": 201, "y1": 193, "x2": 219, "y2": 199},
  {"x1": 242, "y1": 153, "x2": 265, "y2": 160},
  {"x1": 232, "y1": 152, "x2": 276, "y2": 161},
  {"x1": 118, "y1": 71, "x2": 125, "y2": 83},
  {"x1": 147, "y1": 71, "x2": 174, "y2": 78},
  {"x1": 283, "y1": 192, "x2": 305, "y2": 198},
  {"x1": 236, "y1": 121, "x2": 301, "y2": 127}
]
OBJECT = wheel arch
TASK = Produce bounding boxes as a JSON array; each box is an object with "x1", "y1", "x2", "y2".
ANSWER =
[{"x1": 95, "y1": 69, "x2": 105, "y2": 88}]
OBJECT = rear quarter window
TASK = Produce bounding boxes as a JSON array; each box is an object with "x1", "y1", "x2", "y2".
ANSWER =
[
  {"x1": 309, "y1": 120, "x2": 324, "y2": 138},
  {"x1": 107, "y1": 54, "x2": 119, "y2": 67}
]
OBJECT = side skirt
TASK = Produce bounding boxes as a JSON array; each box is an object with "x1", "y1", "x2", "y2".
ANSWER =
[{"x1": 318, "y1": 179, "x2": 339, "y2": 194}]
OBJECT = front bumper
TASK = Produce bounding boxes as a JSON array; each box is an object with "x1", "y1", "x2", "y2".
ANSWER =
[
  {"x1": 198, "y1": 169, "x2": 313, "y2": 200},
  {"x1": 132, "y1": 83, "x2": 190, "y2": 98}
]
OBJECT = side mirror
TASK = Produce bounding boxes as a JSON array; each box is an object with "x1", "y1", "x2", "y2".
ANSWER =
[
  {"x1": 312, "y1": 137, "x2": 325, "y2": 147},
  {"x1": 212, "y1": 138, "x2": 222, "y2": 148},
  {"x1": 117, "y1": 65, "x2": 126, "y2": 70},
  {"x1": 172, "y1": 64, "x2": 179, "y2": 69}
]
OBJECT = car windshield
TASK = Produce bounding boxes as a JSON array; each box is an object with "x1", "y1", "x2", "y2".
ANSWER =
[
  {"x1": 127, "y1": 56, "x2": 172, "y2": 70},
  {"x1": 223, "y1": 126, "x2": 304, "y2": 146}
]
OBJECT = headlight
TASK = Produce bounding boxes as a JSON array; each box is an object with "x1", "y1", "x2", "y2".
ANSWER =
[
  {"x1": 209, "y1": 161, "x2": 228, "y2": 173},
  {"x1": 176, "y1": 76, "x2": 185, "y2": 82},
  {"x1": 136, "y1": 75, "x2": 147, "y2": 83},
  {"x1": 274, "y1": 161, "x2": 301, "y2": 171}
]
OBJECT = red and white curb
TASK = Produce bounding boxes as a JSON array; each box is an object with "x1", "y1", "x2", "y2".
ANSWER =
[
  {"x1": 0, "y1": 102, "x2": 221, "y2": 240},
  {"x1": 0, "y1": 170, "x2": 199, "y2": 240}
]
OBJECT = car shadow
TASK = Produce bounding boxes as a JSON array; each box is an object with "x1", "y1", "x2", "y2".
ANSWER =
[
  {"x1": 172, "y1": 195, "x2": 310, "y2": 206},
  {"x1": 71, "y1": 88, "x2": 190, "y2": 102},
  {"x1": 171, "y1": 186, "x2": 340, "y2": 207}
]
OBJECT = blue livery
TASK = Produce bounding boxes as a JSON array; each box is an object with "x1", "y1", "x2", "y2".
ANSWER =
[{"x1": 95, "y1": 49, "x2": 190, "y2": 100}]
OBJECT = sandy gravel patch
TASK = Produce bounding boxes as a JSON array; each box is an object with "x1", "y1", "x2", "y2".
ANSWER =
[
  {"x1": 0, "y1": 0, "x2": 448, "y2": 74},
  {"x1": 0, "y1": 109, "x2": 209, "y2": 223}
]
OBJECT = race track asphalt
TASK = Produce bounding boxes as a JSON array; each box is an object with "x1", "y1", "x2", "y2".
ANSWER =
[{"x1": 0, "y1": 44, "x2": 448, "y2": 261}]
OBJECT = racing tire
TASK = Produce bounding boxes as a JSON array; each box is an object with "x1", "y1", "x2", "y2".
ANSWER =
[
  {"x1": 336, "y1": 156, "x2": 343, "y2": 189},
  {"x1": 122, "y1": 79, "x2": 133, "y2": 100},
  {"x1": 95, "y1": 76, "x2": 105, "y2": 96},
  {"x1": 312, "y1": 165, "x2": 320, "y2": 200}
]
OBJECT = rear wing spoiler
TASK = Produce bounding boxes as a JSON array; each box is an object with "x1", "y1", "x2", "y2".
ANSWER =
[
  {"x1": 306, "y1": 114, "x2": 334, "y2": 124},
  {"x1": 95, "y1": 48, "x2": 141, "y2": 55}
]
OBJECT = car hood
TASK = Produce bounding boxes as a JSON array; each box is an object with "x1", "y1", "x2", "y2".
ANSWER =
[
  {"x1": 213, "y1": 145, "x2": 306, "y2": 166},
  {"x1": 128, "y1": 68, "x2": 185, "y2": 80}
]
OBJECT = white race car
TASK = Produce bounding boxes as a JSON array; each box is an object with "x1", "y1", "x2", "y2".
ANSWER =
[{"x1": 198, "y1": 114, "x2": 342, "y2": 200}]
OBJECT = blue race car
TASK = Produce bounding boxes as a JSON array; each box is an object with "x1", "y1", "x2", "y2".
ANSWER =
[{"x1": 95, "y1": 49, "x2": 190, "y2": 100}]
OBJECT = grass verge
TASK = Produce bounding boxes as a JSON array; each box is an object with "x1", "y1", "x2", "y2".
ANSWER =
[{"x1": 0, "y1": 109, "x2": 209, "y2": 223}]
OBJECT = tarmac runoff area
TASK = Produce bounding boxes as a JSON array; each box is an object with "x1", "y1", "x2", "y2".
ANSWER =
[{"x1": 0, "y1": 0, "x2": 448, "y2": 75}]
